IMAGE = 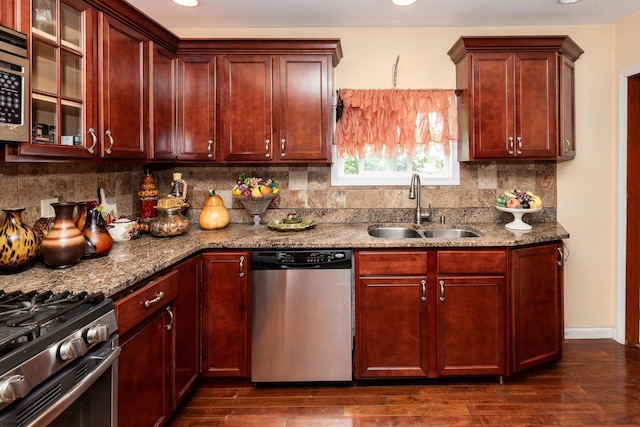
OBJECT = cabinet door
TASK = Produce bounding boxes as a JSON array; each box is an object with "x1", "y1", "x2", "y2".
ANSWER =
[
  {"x1": 515, "y1": 51, "x2": 557, "y2": 159},
  {"x1": 436, "y1": 276, "x2": 506, "y2": 376},
  {"x1": 118, "y1": 306, "x2": 172, "y2": 427},
  {"x1": 511, "y1": 243, "x2": 564, "y2": 372},
  {"x1": 274, "y1": 55, "x2": 330, "y2": 162},
  {"x1": 177, "y1": 56, "x2": 216, "y2": 160},
  {"x1": 218, "y1": 55, "x2": 273, "y2": 162},
  {"x1": 355, "y1": 276, "x2": 429, "y2": 378},
  {"x1": 172, "y1": 255, "x2": 201, "y2": 409},
  {"x1": 150, "y1": 42, "x2": 177, "y2": 160},
  {"x1": 470, "y1": 52, "x2": 514, "y2": 159},
  {"x1": 202, "y1": 251, "x2": 250, "y2": 377},
  {"x1": 558, "y1": 55, "x2": 577, "y2": 160},
  {"x1": 14, "y1": 0, "x2": 98, "y2": 159},
  {"x1": 99, "y1": 13, "x2": 147, "y2": 159}
]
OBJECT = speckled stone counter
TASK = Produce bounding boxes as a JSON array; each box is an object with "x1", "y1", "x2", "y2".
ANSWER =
[{"x1": 0, "y1": 221, "x2": 568, "y2": 298}]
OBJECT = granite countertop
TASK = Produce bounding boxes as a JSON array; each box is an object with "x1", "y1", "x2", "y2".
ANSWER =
[{"x1": 0, "y1": 221, "x2": 568, "y2": 298}]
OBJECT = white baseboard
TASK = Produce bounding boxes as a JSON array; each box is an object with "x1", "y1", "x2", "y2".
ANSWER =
[{"x1": 564, "y1": 327, "x2": 615, "y2": 340}]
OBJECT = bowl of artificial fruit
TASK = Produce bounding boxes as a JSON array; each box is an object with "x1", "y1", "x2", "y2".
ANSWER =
[
  {"x1": 495, "y1": 189, "x2": 543, "y2": 230},
  {"x1": 232, "y1": 173, "x2": 280, "y2": 219}
]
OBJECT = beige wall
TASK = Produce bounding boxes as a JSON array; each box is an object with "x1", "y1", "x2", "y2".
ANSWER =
[{"x1": 175, "y1": 24, "x2": 624, "y2": 333}]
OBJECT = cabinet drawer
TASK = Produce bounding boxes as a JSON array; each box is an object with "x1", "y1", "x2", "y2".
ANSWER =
[
  {"x1": 437, "y1": 250, "x2": 506, "y2": 274},
  {"x1": 357, "y1": 250, "x2": 428, "y2": 276},
  {"x1": 115, "y1": 269, "x2": 180, "y2": 335}
]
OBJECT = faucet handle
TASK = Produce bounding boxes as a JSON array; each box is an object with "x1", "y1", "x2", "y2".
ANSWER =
[{"x1": 419, "y1": 204, "x2": 432, "y2": 223}]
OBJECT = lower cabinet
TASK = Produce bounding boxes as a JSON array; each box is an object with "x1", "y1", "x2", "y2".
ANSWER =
[
  {"x1": 511, "y1": 243, "x2": 565, "y2": 372},
  {"x1": 436, "y1": 250, "x2": 507, "y2": 376},
  {"x1": 355, "y1": 243, "x2": 562, "y2": 380},
  {"x1": 115, "y1": 255, "x2": 201, "y2": 427},
  {"x1": 202, "y1": 250, "x2": 251, "y2": 377}
]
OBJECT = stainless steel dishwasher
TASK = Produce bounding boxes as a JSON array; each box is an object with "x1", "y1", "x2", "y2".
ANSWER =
[{"x1": 250, "y1": 249, "x2": 353, "y2": 383}]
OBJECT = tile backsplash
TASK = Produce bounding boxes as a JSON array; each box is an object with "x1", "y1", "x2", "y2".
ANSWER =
[{"x1": 0, "y1": 161, "x2": 556, "y2": 227}]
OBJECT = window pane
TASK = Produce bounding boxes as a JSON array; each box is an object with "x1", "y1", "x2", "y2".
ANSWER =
[
  {"x1": 61, "y1": 3, "x2": 82, "y2": 51},
  {"x1": 61, "y1": 102, "x2": 81, "y2": 146},
  {"x1": 32, "y1": 96, "x2": 57, "y2": 144},
  {"x1": 33, "y1": 0, "x2": 56, "y2": 39}
]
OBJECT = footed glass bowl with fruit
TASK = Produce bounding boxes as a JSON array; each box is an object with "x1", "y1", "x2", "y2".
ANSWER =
[
  {"x1": 232, "y1": 173, "x2": 280, "y2": 223},
  {"x1": 495, "y1": 190, "x2": 543, "y2": 231}
]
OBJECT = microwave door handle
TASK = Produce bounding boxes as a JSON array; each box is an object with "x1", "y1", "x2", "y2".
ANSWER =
[{"x1": 25, "y1": 345, "x2": 121, "y2": 427}]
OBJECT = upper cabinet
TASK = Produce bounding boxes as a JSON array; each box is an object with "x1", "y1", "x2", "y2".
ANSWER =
[
  {"x1": 149, "y1": 42, "x2": 177, "y2": 160},
  {"x1": 98, "y1": 13, "x2": 148, "y2": 159},
  {"x1": 448, "y1": 36, "x2": 583, "y2": 162},
  {"x1": 11, "y1": 0, "x2": 99, "y2": 159},
  {"x1": 177, "y1": 39, "x2": 342, "y2": 164}
]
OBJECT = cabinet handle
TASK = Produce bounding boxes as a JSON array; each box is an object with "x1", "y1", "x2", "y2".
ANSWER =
[
  {"x1": 143, "y1": 291, "x2": 164, "y2": 308},
  {"x1": 165, "y1": 306, "x2": 174, "y2": 331},
  {"x1": 439, "y1": 280, "x2": 445, "y2": 302},
  {"x1": 207, "y1": 139, "x2": 215, "y2": 159},
  {"x1": 264, "y1": 139, "x2": 271, "y2": 158},
  {"x1": 280, "y1": 139, "x2": 286, "y2": 157},
  {"x1": 564, "y1": 138, "x2": 572, "y2": 153},
  {"x1": 564, "y1": 242, "x2": 570, "y2": 262},
  {"x1": 557, "y1": 247, "x2": 563, "y2": 266},
  {"x1": 86, "y1": 128, "x2": 97, "y2": 154},
  {"x1": 516, "y1": 137, "x2": 523, "y2": 155},
  {"x1": 507, "y1": 137, "x2": 514, "y2": 155},
  {"x1": 420, "y1": 279, "x2": 427, "y2": 302},
  {"x1": 105, "y1": 130, "x2": 114, "y2": 155},
  {"x1": 239, "y1": 256, "x2": 245, "y2": 278}
]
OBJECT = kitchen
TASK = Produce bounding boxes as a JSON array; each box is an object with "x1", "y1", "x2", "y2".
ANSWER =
[{"x1": 0, "y1": 0, "x2": 639, "y2": 425}]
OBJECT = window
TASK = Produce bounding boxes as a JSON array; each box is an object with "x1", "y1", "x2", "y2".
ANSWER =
[{"x1": 331, "y1": 89, "x2": 459, "y2": 186}]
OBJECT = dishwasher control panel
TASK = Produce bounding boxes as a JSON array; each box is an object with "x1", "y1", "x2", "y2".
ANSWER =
[{"x1": 251, "y1": 249, "x2": 352, "y2": 269}]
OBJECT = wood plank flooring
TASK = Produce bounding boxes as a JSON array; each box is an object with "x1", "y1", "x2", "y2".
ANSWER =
[{"x1": 168, "y1": 339, "x2": 640, "y2": 426}]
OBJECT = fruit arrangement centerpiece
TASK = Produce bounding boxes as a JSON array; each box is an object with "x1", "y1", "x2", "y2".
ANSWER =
[
  {"x1": 232, "y1": 173, "x2": 280, "y2": 224},
  {"x1": 495, "y1": 189, "x2": 543, "y2": 231}
]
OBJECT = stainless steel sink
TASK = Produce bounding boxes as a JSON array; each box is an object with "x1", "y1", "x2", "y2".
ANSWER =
[
  {"x1": 422, "y1": 228, "x2": 481, "y2": 238},
  {"x1": 368, "y1": 226, "x2": 481, "y2": 239},
  {"x1": 367, "y1": 227, "x2": 423, "y2": 239}
]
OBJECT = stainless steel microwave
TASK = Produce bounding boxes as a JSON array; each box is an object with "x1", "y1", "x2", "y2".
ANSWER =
[{"x1": 0, "y1": 24, "x2": 29, "y2": 143}]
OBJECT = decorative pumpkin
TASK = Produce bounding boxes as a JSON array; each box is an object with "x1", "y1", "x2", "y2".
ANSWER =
[{"x1": 199, "y1": 190, "x2": 230, "y2": 230}]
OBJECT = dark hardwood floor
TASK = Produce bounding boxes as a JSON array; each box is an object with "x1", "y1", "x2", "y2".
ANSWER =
[{"x1": 168, "y1": 339, "x2": 640, "y2": 426}]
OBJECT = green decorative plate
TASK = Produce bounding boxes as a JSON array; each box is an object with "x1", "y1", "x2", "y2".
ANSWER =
[{"x1": 267, "y1": 218, "x2": 317, "y2": 232}]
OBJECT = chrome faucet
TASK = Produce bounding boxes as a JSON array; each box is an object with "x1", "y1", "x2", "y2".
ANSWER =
[{"x1": 409, "y1": 173, "x2": 431, "y2": 224}]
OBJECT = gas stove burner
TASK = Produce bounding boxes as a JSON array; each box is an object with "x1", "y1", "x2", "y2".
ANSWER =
[{"x1": 0, "y1": 291, "x2": 106, "y2": 357}]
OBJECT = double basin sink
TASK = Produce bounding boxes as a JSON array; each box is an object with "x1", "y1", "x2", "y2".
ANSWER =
[{"x1": 368, "y1": 225, "x2": 481, "y2": 239}]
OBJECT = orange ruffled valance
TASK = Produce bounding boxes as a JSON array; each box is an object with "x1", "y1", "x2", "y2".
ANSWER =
[{"x1": 335, "y1": 89, "x2": 458, "y2": 158}]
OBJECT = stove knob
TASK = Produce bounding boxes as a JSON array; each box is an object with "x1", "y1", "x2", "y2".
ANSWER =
[
  {"x1": 0, "y1": 375, "x2": 29, "y2": 404},
  {"x1": 58, "y1": 337, "x2": 88, "y2": 361},
  {"x1": 85, "y1": 324, "x2": 110, "y2": 345}
]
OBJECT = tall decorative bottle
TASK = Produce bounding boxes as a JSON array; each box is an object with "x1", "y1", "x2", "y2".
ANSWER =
[
  {"x1": 39, "y1": 202, "x2": 86, "y2": 268},
  {"x1": 0, "y1": 208, "x2": 39, "y2": 274}
]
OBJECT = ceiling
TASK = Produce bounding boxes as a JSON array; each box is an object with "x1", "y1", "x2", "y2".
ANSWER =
[{"x1": 124, "y1": 0, "x2": 640, "y2": 30}]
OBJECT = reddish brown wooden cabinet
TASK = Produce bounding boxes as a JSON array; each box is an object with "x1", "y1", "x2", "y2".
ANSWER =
[
  {"x1": 150, "y1": 42, "x2": 178, "y2": 160},
  {"x1": 511, "y1": 242, "x2": 565, "y2": 373},
  {"x1": 115, "y1": 255, "x2": 201, "y2": 427},
  {"x1": 435, "y1": 250, "x2": 507, "y2": 376},
  {"x1": 217, "y1": 48, "x2": 336, "y2": 163},
  {"x1": 355, "y1": 250, "x2": 430, "y2": 378},
  {"x1": 356, "y1": 244, "x2": 563, "y2": 379},
  {"x1": 448, "y1": 36, "x2": 583, "y2": 161},
  {"x1": 176, "y1": 55, "x2": 217, "y2": 161},
  {"x1": 99, "y1": 12, "x2": 148, "y2": 159},
  {"x1": 202, "y1": 250, "x2": 251, "y2": 377},
  {"x1": 171, "y1": 255, "x2": 202, "y2": 409}
]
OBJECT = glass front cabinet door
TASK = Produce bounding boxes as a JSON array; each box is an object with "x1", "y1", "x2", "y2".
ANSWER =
[{"x1": 17, "y1": 0, "x2": 97, "y2": 158}]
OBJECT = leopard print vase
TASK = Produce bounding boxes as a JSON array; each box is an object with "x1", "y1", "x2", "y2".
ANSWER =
[{"x1": 0, "y1": 208, "x2": 39, "y2": 274}]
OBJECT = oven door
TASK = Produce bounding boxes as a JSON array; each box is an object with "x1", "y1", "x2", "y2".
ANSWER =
[{"x1": 0, "y1": 335, "x2": 120, "y2": 427}]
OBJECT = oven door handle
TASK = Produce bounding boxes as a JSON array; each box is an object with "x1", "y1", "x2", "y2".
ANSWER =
[{"x1": 26, "y1": 345, "x2": 121, "y2": 427}]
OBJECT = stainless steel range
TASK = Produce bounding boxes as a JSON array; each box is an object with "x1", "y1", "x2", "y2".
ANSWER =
[{"x1": 0, "y1": 291, "x2": 119, "y2": 426}]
